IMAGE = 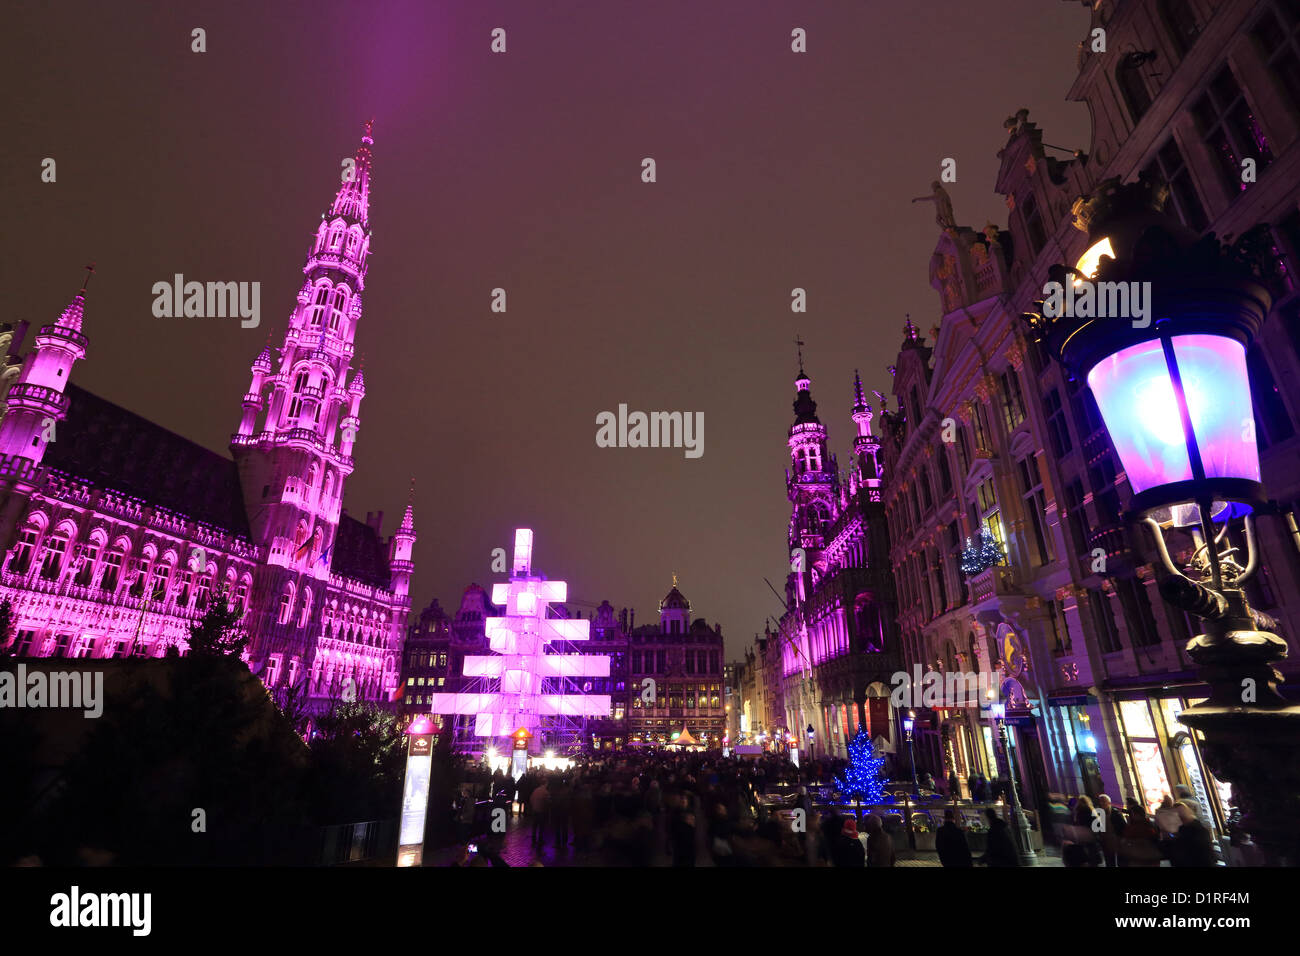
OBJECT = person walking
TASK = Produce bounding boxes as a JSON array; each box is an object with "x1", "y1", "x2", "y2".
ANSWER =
[
  {"x1": 1119, "y1": 798, "x2": 1162, "y2": 867},
  {"x1": 670, "y1": 797, "x2": 697, "y2": 867},
  {"x1": 864, "y1": 813, "x2": 896, "y2": 867},
  {"x1": 529, "y1": 778, "x2": 551, "y2": 847},
  {"x1": 819, "y1": 808, "x2": 844, "y2": 866},
  {"x1": 832, "y1": 817, "x2": 867, "y2": 867},
  {"x1": 550, "y1": 776, "x2": 572, "y2": 852},
  {"x1": 936, "y1": 809, "x2": 973, "y2": 867},
  {"x1": 1063, "y1": 795, "x2": 1103, "y2": 867},
  {"x1": 979, "y1": 808, "x2": 1019, "y2": 866},
  {"x1": 1096, "y1": 794, "x2": 1126, "y2": 867},
  {"x1": 1166, "y1": 803, "x2": 1217, "y2": 867},
  {"x1": 1174, "y1": 784, "x2": 1212, "y2": 829}
]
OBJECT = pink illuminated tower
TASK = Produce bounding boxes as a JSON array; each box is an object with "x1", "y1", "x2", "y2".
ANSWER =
[
  {"x1": 425, "y1": 529, "x2": 610, "y2": 753},
  {"x1": 232, "y1": 121, "x2": 376, "y2": 570},
  {"x1": 229, "y1": 121, "x2": 411, "y2": 709},
  {"x1": 0, "y1": 281, "x2": 88, "y2": 541}
]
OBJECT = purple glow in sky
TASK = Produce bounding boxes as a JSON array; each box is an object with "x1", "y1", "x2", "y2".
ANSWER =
[{"x1": 6, "y1": 1, "x2": 1093, "y2": 653}]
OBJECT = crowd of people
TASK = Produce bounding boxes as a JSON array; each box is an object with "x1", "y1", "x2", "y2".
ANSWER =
[
  {"x1": 453, "y1": 750, "x2": 827, "y2": 866},
  {"x1": 1050, "y1": 786, "x2": 1219, "y2": 868},
  {"x1": 443, "y1": 749, "x2": 1207, "y2": 867}
]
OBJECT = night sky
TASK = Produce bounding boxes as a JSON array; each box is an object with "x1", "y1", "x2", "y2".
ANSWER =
[{"x1": 7, "y1": 1, "x2": 1090, "y2": 656}]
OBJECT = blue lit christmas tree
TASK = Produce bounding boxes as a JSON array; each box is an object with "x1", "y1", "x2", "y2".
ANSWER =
[
  {"x1": 960, "y1": 526, "x2": 1005, "y2": 576},
  {"x1": 834, "y1": 726, "x2": 886, "y2": 804}
]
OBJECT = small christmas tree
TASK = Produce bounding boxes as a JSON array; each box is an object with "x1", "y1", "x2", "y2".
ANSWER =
[
  {"x1": 960, "y1": 526, "x2": 1005, "y2": 576},
  {"x1": 187, "y1": 585, "x2": 249, "y2": 658},
  {"x1": 834, "y1": 726, "x2": 886, "y2": 804}
]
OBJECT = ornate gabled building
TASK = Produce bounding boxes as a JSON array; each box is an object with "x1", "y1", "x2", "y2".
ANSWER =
[
  {"x1": 626, "y1": 581, "x2": 726, "y2": 747},
  {"x1": 880, "y1": 0, "x2": 1300, "y2": 843},
  {"x1": 775, "y1": 364, "x2": 901, "y2": 763},
  {"x1": 0, "y1": 124, "x2": 414, "y2": 718}
]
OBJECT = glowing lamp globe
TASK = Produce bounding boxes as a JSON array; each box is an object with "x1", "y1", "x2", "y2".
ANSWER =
[
  {"x1": 1086, "y1": 332, "x2": 1261, "y2": 513},
  {"x1": 1027, "y1": 176, "x2": 1274, "y2": 516}
]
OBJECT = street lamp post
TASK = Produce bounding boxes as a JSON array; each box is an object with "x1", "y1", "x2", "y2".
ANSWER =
[
  {"x1": 1025, "y1": 175, "x2": 1300, "y2": 864},
  {"x1": 903, "y1": 710, "x2": 919, "y2": 796},
  {"x1": 989, "y1": 702, "x2": 1038, "y2": 866}
]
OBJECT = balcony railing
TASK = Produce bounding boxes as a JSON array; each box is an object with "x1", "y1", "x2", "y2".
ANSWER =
[{"x1": 966, "y1": 565, "x2": 1017, "y2": 605}]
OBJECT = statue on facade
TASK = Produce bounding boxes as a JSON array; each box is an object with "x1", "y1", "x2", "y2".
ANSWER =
[{"x1": 911, "y1": 181, "x2": 957, "y2": 231}]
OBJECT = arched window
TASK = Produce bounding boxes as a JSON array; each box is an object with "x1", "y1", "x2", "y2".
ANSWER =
[
  {"x1": 287, "y1": 370, "x2": 310, "y2": 421},
  {"x1": 299, "y1": 588, "x2": 313, "y2": 628},
  {"x1": 329, "y1": 227, "x2": 343, "y2": 251},
  {"x1": 149, "y1": 557, "x2": 173, "y2": 603},
  {"x1": 235, "y1": 574, "x2": 252, "y2": 614},
  {"x1": 194, "y1": 572, "x2": 213, "y2": 611},
  {"x1": 40, "y1": 526, "x2": 72, "y2": 580},
  {"x1": 1118, "y1": 55, "x2": 1152, "y2": 124},
  {"x1": 329, "y1": 288, "x2": 348, "y2": 332},
  {"x1": 279, "y1": 583, "x2": 296, "y2": 625},
  {"x1": 310, "y1": 284, "x2": 329, "y2": 327},
  {"x1": 10, "y1": 523, "x2": 40, "y2": 575},
  {"x1": 345, "y1": 229, "x2": 362, "y2": 258},
  {"x1": 100, "y1": 539, "x2": 129, "y2": 593}
]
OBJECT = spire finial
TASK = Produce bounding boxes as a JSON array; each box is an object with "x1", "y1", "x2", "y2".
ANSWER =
[
  {"x1": 904, "y1": 314, "x2": 918, "y2": 340},
  {"x1": 672, "y1": 571, "x2": 678, "y2": 588},
  {"x1": 362, "y1": 117, "x2": 374, "y2": 144},
  {"x1": 407, "y1": 475, "x2": 416, "y2": 505},
  {"x1": 80, "y1": 262, "x2": 96, "y2": 294},
  {"x1": 794, "y1": 334, "x2": 806, "y2": 376}
]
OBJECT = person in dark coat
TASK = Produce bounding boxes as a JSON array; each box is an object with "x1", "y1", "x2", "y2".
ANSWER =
[
  {"x1": 979, "y1": 808, "x2": 1019, "y2": 866},
  {"x1": 669, "y1": 801, "x2": 697, "y2": 867},
  {"x1": 1119, "y1": 798, "x2": 1163, "y2": 867},
  {"x1": 1166, "y1": 803, "x2": 1217, "y2": 867},
  {"x1": 936, "y1": 809, "x2": 973, "y2": 867},
  {"x1": 550, "y1": 777, "x2": 572, "y2": 851},
  {"x1": 819, "y1": 809, "x2": 844, "y2": 865},
  {"x1": 832, "y1": 817, "x2": 867, "y2": 867},
  {"x1": 1097, "y1": 794, "x2": 1126, "y2": 867},
  {"x1": 1063, "y1": 795, "x2": 1103, "y2": 867},
  {"x1": 864, "y1": 813, "x2": 896, "y2": 867}
]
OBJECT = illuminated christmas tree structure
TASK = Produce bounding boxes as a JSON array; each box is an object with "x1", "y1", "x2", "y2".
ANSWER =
[
  {"x1": 834, "y1": 726, "x2": 886, "y2": 804},
  {"x1": 424, "y1": 529, "x2": 610, "y2": 751},
  {"x1": 960, "y1": 526, "x2": 1005, "y2": 576}
]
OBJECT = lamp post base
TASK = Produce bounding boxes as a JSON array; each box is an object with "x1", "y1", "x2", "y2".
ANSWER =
[
  {"x1": 1181, "y1": 626, "x2": 1300, "y2": 866},
  {"x1": 1012, "y1": 809, "x2": 1038, "y2": 867}
]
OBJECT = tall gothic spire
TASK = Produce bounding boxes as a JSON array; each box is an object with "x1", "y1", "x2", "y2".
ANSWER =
[
  {"x1": 331, "y1": 119, "x2": 374, "y2": 229},
  {"x1": 232, "y1": 123, "x2": 378, "y2": 571}
]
